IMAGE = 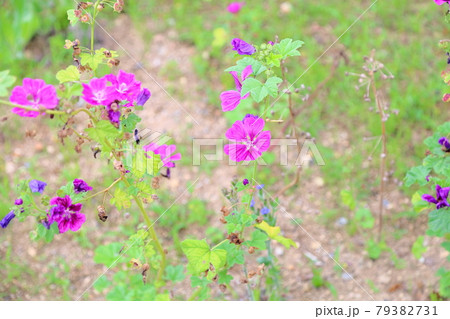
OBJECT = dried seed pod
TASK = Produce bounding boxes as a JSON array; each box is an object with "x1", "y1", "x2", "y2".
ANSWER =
[
  {"x1": 152, "y1": 177, "x2": 160, "y2": 189},
  {"x1": 256, "y1": 264, "x2": 265, "y2": 276},
  {"x1": 219, "y1": 284, "x2": 227, "y2": 293},
  {"x1": 248, "y1": 270, "x2": 257, "y2": 278},
  {"x1": 220, "y1": 206, "x2": 230, "y2": 216},
  {"x1": 248, "y1": 246, "x2": 257, "y2": 254},
  {"x1": 25, "y1": 129, "x2": 37, "y2": 138},
  {"x1": 97, "y1": 205, "x2": 107, "y2": 222},
  {"x1": 227, "y1": 232, "x2": 243, "y2": 245},
  {"x1": 255, "y1": 215, "x2": 264, "y2": 224},
  {"x1": 142, "y1": 263, "x2": 150, "y2": 284}
]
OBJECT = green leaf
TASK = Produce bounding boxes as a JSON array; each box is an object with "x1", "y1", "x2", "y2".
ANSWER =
[
  {"x1": 265, "y1": 76, "x2": 282, "y2": 97},
  {"x1": 224, "y1": 57, "x2": 267, "y2": 76},
  {"x1": 436, "y1": 268, "x2": 450, "y2": 298},
  {"x1": 181, "y1": 239, "x2": 227, "y2": 275},
  {"x1": 56, "y1": 65, "x2": 80, "y2": 83},
  {"x1": 354, "y1": 208, "x2": 375, "y2": 229},
  {"x1": 110, "y1": 187, "x2": 132, "y2": 210},
  {"x1": 340, "y1": 190, "x2": 356, "y2": 210},
  {"x1": 404, "y1": 166, "x2": 430, "y2": 187},
  {"x1": 164, "y1": 265, "x2": 186, "y2": 283},
  {"x1": 36, "y1": 222, "x2": 59, "y2": 243},
  {"x1": 255, "y1": 221, "x2": 297, "y2": 248},
  {"x1": 93, "y1": 276, "x2": 112, "y2": 292},
  {"x1": 85, "y1": 120, "x2": 122, "y2": 153},
  {"x1": 428, "y1": 208, "x2": 450, "y2": 237},
  {"x1": 0, "y1": 70, "x2": 16, "y2": 97},
  {"x1": 366, "y1": 239, "x2": 382, "y2": 260},
  {"x1": 79, "y1": 52, "x2": 104, "y2": 71},
  {"x1": 245, "y1": 229, "x2": 269, "y2": 250},
  {"x1": 93, "y1": 242, "x2": 125, "y2": 266},
  {"x1": 241, "y1": 77, "x2": 267, "y2": 102},
  {"x1": 274, "y1": 38, "x2": 304, "y2": 59},
  {"x1": 67, "y1": 9, "x2": 78, "y2": 26},
  {"x1": 121, "y1": 113, "x2": 141, "y2": 133},
  {"x1": 412, "y1": 192, "x2": 430, "y2": 213},
  {"x1": 411, "y1": 236, "x2": 427, "y2": 259},
  {"x1": 217, "y1": 241, "x2": 244, "y2": 267}
]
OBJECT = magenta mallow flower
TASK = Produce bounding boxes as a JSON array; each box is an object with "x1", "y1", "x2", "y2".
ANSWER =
[
  {"x1": 224, "y1": 114, "x2": 271, "y2": 162},
  {"x1": 10, "y1": 78, "x2": 59, "y2": 117},
  {"x1": 0, "y1": 211, "x2": 15, "y2": 228},
  {"x1": 82, "y1": 77, "x2": 117, "y2": 106},
  {"x1": 439, "y1": 136, "x2": 450, "y2": 150},
  {"x1": 435, "y1": 0, "x2": 450, "y2": 5},
  {"x1": 106, "y1": 70, "x2": 142, "y2": 105},
  {"x1": 73, "y1": 179, "x2": 93, "y2": 193},
  {"x1": 14, "y1": 198, "x2": 23, "y2": 205},
  {"x1": 243, "y1": 178, "x2": 249, "y2": 185},
  {"x1": 48, "y1": 195, "x2": 86, "y2": 233},
  {"x1": 227, "y1": 2, "x2": 245, "y2": 14},
  {"x1": 29, "y1": 179, "x2": 47, "y2": 194},
  {"x1": 422, "y1": 185, "x2": 450, "y2": 210},
  {"x1": 220, "y1": 65, "x2": 252, "y2": 112},
  {"x1": 136, "y1": 88, "x2": 151, "y2": 106},
  {"x1": 231, "y1": 38, "x2": 256, "y2": 55},
  {"x1": 143, "y1": 143, "x2": 182, "y2": 168},
  {"x1": 106, "y1": 104, "x2": 121, "y2": 124}
]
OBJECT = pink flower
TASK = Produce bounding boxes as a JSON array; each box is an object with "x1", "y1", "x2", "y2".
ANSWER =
[
  {"x1": 143, "y1": 143, "x2": 182, "y2": 168},
  {"x1": 81, "y1": 77, "x2": 117, "y2": 106},
  {"x1": 220, "y1": 65, "x2": 253, "y2": 112},
  {"x1": 10, "y1": 78, "x2": 59, "y2": 117},
  {"x1": 106, "y1": 70, "x2": 141, "y2": 105},
  {"x1": 224, "y1": 114, "x2": 271, "y2": 162},
  {"x1": 48, "y1": 195, "x2": 86, "y2": 233},
  {"x1": 435, "y1": 0, "x2": 450, "y2": 5},
  {"x1": 227, "y1": 2, "x2": 245, "y2": 14}
]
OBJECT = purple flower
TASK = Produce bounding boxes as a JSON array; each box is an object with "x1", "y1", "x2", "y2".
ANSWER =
[
  {"x1": 73, "y1": 179, "x2": 93, "y2": 193},
  {"x1": 439, "y1": 137, "x2": 450, "y2": 150},
  {"x1": 136, "y1": 88, "x2": 151, "y2": 106},
  {"x1": 256, "y1": 184, "x2": 265, "y2": 190},
  {"x1": 0, "y1": 211, "x2": 15, "y2": 228},
  {"x1": 220, "y1": 65, "x2": 253, "y2": 112},
  {"x1": 250, "y1": 199, "x2": 255, "y2": 207},
  {"x1": 14, "y1": 198, "x2": 23, "y2": 205},
  {"x1": 106, "y1": 70, "x2": 141, "y2": 104},
  {"x1": 426, "y1": 175, "x2": 430, "y2": 182},
  {"x1": 143, "y1": 143, "x2": 182, "y2": 168},
  {"x1": 105, "y1": 104, "x2": 121, "y2": 125},
  {"x1": 243, "y1": 178, "x2": 249, "y2": 185},
  {"x1": 10, "y1": 78, "x2": 59, "y2": 117},
  {"x1": 422, "y1": 185, "x2": 450, "y2": 210},
  {"x1": 435, "y1": 0, "x2": 450, "y2": 5},
  {"x1": 29, "y1": 180, "x2": 47, "y2": 194},
  {"x1": 42, "y1": 220, "x2": 51, "y2": 230},
  {"x1": 82, "y1": 77, "x2": 117, "y2": 106},
  {"x1": 268, "y1": 41, "x2": 274, "y2": 46},
  {"x1": 224, "y1": 114, "x2": 271, "y2": 162},
  {"x1": 231, "y1": 38, "x2": 256, "y2": 55},
  {"x1": 260, "y1": 207, "x2": 270, "y2": 215},
  {"x1": 227, "y1": 2, "x2": 245, "y2": 14},
  {"x1": 48, "y1": 195, "x2": 86, "y2": 233}
]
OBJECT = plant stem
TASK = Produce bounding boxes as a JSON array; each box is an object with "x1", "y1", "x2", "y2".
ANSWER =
[
  {"x1": 370, "y1": 72, "x2": 387, "y2": 241},
  {"x1": 77, "y1": 177, "x2": 122, "y2": 203},
  {"x1": 122, "y1": 177, "x2": 167, "y2": 285}
]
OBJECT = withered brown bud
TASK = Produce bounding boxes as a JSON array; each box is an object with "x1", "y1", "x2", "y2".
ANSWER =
[
  {"x1": 151, "y1": 194, "x2": 159, "y2": 200},
  {"x1": 219, "y1": 284, "x2": 227, "y2": 293},
  {"x1": 75, "y1": 144, "x2": 82, "y2": 153},
  {"x1": 240, "y1": 277, "x2": 248, "y2": 284},
  {"x1": 227, "y1": 232, "x2": 243, "y2": 245},
  {"x1": 220, "y1": 206, "x2": 230, "y2": 216},
  {"x1": 255, "y1": 215, "x2": 264, "y2": 224},
  {"x1": 248, "y1": 246, "x2": 257, "y2": 254},
  {"x1": 152, "y1": 177, "x2": 160, "y2": 189},
  {"x1": 97, "y1": 3, "x2": 105, "y2": 11},
  {"x1": 142, "y1": 263, "x2": 150, "y2": 273},
  {"x1": 113, "y1": 160, "x2": 126, "y2": 173},
  {"x1": 74, "y1": 10, "x2": 82, "y2": 18},
  {"x1": 107, "y1": 58, "x2": 120, "y2": 67},
  {"x1": 97, "y1": 205, "x2": 107, "y2": 222},
  {"x1": 103, "y1": 50, "x2": 112, "y2": 58},
  {"x1": 248, "y1": 270, "x2": 257, "y2": 278},
  {"x1": 256, "y1": 264, "x2": 265, "y2": 276},
  {"x1": 113, "y1": 3, "x2": 123, "y2": 12},
  {"x1": 219, "y1": 216, "x2": 227, "y2": 224},
  {"x1": 73, "y1": 47, "x2": 81, "y2": 56},
  {"x1": 130, "y1": 258, "x2": 141, "y2": 269},
  {"x1": 25, "y1": 130, "x2": 37, "y2": 138}
]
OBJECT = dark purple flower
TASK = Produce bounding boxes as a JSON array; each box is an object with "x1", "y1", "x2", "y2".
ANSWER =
[
  {"x1": 422, "y1": 185, "x2": 450, "y2": 210},
  {"x1": 14, "y1": 198, "x2": 23, "y2": 205},
  {"x1": 106, "y1": 104, "x2": 121, "y2": 124},
  {"x1": 268, "y1": 41, "x2": 274, "y2": 46},
  {"x1": 29, "y1": 180, "x2": 47, "y2": 194},
  {"x1": 260, "y1": 207, "x2": 270, "y2": 215},
  {"x1": 231, "y1": 38, "x2": 256, "y2": 55},
  {"x1": 42, "y1": 220, "x2": 51, "y2": 230},
  {"x1": 0, "y1": 211, "x2": 15, "y2": 228},
  {"x1": 48, "y1": 195, "x2": 86, "y2": 233},
  {"x1": 426, "y1": 175, "x2": 430, "y2": 182},
  {"x1": 243, "y1": 178, "x2": 249, "y2": 185},
  {"x1": 73, "y1": 179, "x2": 93, "y2": 193},
  {"x1": 136, "y1": 88, "x2": 151, "y2": 106},
  {"x1": 438, "y1": 137, "x2": 450, "y2": 150}
]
